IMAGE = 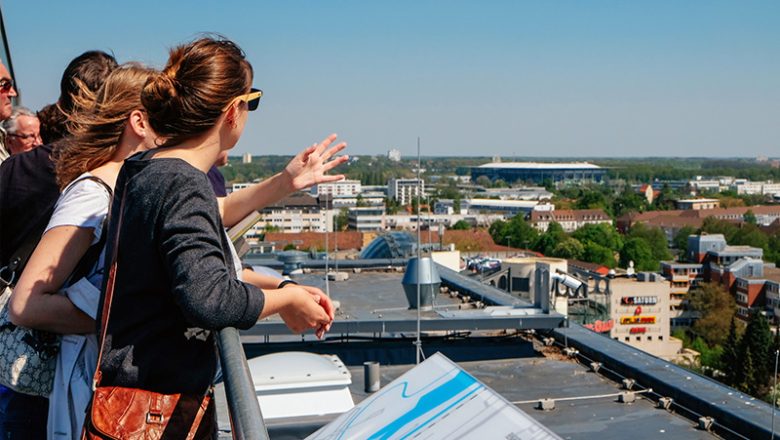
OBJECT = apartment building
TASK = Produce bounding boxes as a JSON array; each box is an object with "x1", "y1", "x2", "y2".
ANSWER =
[
  {"x1": 388, "y1": 178, "x2": 424, "y2": 206},
  {"x1": 251, "y1": 193, "x2": 326, "y2": 234},
  {"x1": 529, "y1": 208, "x2": 612, "y2": 233},
  {"x1": 310, "y1": 179, "x2": 362, "y2": 197}
]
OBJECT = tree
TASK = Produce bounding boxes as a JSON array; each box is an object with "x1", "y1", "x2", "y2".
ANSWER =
[
  {"x1": 335, "y1": 208, "x2": 349, "y2": 231},
  {"x1": 688, "y1": 282, "x2": 736, "y2": 346},
  {"x1": 489, "y1": 215, "x2": 539, "y2": 252},
  {"x1": 534, "y1": 222, "x2": 567, "y2": 256},
  {"x1": 612, "y1": 187, "x2": 647, "y2": 217},
  {"x1": 451, "y1": 220, "x2": 471, "y2": 230},
  {"x1": 264, "y1": 222, "x2": 280, "y2": 233},
  {"x1": 356, "y1": 194, "x2": 368, "y2": 207},
  {"x1": 740, "y1": 311, "x2": 772, "y2": 395},
  {"x1": 673, "y1": 226, "x2": 697, "y2": 254},
  {"x1": 744, "y1": 209, "x2": 757, "y2": 225},
  {"x1": 575, "y1": 190, "x2": 608, "y2": 211},
  {"x1": 572, "y1": 223, "x2": 623, "y2": 252},
  {"x1": 739, "y1": 347, "x2": 756, "y2": 394},
  {"x1": 550, "y1": 238, "x2": 585, "y2": 260},
  {"x1": 721, "y1": 317, "x2": 742, "y2": 386},
  {"x1": 619, "y1": 237, "x2": 656, "y2": 271},
  {"x1": 627, "y1": 222, "x2": 672, "y2": 262},
  {"x1": 582, "y1": 241, "x2": 617, "y2": 267},
  {"x1": 475, "y1": 175, "x2": 491, "y2": 187}
]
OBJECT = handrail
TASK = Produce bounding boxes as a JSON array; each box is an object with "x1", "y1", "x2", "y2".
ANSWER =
[
  {"x1": 217, "y1": 328, "x2": 269, "y2": 440},
  {"x1": 217, "y1": 212, "x2": 268, "y2": 439}
]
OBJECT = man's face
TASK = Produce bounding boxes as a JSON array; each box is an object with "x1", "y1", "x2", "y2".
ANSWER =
[
  {"x1": 0, "y1": 63, "x2": 17, "y2": 121},
  {"x1": 7, "y1": 115, "x2": 42, "y2": 155}
]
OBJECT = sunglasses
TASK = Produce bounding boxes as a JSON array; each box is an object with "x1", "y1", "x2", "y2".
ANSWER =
[
  {"x1": 223, "y1": 88, "x2": 262, "y2": 112},
  {"x1": 0, "y1": 79, "x2": 13, "y2": 93}
]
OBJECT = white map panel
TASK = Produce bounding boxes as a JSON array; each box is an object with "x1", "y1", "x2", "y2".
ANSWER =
[{"x1": 307, "y1": 352, "x2": 561, "y2": 440}]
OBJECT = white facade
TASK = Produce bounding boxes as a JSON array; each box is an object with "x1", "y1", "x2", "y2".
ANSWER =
[
  {"x1": 347, "y1": 207, "x2": 385, "y2": 232},
  {"x1": 387, "y1": 149, "x2": 402, "y2": 162},
  {"x1": 733, "y1": 180, "x2": 780, "y2": 196},
  {"x1": 252, "y1": 208, "x2": 326, "y2": 234},
  {"x1": 311, "y1": 180, "x2": 362, "y2": 197},
  {"x1": 242, "y1": 152, "x2": 252, "y2": 164},
  {"x1": 388, "y1": 178, "x2": 425, "y2": 206}
]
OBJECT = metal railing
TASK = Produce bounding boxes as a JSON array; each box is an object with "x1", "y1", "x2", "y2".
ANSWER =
[{"x1": 218, "y1": 212, "x2": 269, "y2": 440}]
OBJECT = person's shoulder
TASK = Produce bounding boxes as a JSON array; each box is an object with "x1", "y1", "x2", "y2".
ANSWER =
[
  {"x1": 59, "y1": 173, "x2": 111, "y2": 206},
  {"x1": 126, "y1": 157, "x2": 211, "y2": 200},
  {"x1": 0, "y1": 144, "x2": 54, "y2": 172}
]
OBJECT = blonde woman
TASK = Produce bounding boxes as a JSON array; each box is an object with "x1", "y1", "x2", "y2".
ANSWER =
[{"x1": 9, "y1": 64, "x2": 159, "y2": 439}]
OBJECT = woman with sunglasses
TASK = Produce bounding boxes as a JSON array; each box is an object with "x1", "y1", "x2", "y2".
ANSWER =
[{"x1": 89, "y1": 37, "x2": 336, "y2": 437}]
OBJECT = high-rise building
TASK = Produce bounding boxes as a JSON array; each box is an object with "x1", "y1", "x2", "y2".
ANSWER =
[{"x1": 388, "y1": 178, "x2": 424, "y2": 206}]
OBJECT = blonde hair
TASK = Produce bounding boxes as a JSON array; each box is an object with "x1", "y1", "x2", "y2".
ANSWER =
[{"x1": 53, "y1": 63, "x2": 157, "y2": 189}]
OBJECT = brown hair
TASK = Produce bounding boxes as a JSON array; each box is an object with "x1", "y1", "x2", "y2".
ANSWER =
[
  {"x1": 53, "y1": 63, "x2": 157, "y2": 189},
  {"x1": 39, "y1": 51, "x2": 118, "y2": 145},
  {"x1": 141, "y1": 37, "x2": 253, "y2": 147}
]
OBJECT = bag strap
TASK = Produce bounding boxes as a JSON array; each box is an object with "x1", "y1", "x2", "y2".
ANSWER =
[
  {"x1": 91, "y1": 182, "x2": 211, "y2": 438},
  {"x1": 92, "y1": 183, "x2": 125, "y2": 391},
  {"x1": 66, "y1": 175, "x2": 113, "y2": 285}
]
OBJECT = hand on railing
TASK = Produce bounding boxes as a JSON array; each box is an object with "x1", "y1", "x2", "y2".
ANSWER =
[{"x1": 278, "y1": 286, "x2": 334, "y2": 338}]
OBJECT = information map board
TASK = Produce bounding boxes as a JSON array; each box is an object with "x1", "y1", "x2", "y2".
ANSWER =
[{"x1": 307, "y1": 352, "x2": 561, "y2": 440}]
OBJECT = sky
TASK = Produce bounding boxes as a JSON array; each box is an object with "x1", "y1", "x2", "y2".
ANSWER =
[{"x1": 4, "y1": 1, "x2": 779, "y2": 158}]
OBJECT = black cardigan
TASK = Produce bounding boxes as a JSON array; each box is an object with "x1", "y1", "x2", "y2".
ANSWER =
[{"x1": 99, "y1": 153, "x2": 264, "y2": 394}]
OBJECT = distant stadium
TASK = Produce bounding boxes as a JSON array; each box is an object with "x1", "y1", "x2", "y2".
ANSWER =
[{"x1": 471, "y1": 162, "x2": 606, "y2": 185}]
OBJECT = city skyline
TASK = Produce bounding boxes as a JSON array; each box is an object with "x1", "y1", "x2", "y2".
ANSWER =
[{"x1": 5, "y1": 1, "x2": 779, "y2": 157}]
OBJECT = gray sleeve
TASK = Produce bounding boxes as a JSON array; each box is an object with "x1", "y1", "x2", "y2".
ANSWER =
[{"x1": 158, "y1": 177, "x2": 264, "y2": 330}]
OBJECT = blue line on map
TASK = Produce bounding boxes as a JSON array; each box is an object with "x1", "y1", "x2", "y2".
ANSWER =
[{"x1": 367, "y1": 371, "x2": 479, "y2": 439}]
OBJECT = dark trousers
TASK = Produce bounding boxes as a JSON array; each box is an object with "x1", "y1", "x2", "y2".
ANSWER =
[{"x1": 0, "y1": 386, "x2": 48, "y2": 440}]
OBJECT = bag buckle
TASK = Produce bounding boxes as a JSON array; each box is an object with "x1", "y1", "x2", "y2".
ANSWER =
[
  {"x1": 146, "y1": 411, "x2": 165, "y2": 425},
  {"x1": 0, "y1": 264, "x2": 16, "y2": 289}
]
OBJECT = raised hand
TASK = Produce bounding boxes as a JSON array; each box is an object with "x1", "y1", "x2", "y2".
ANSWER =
[{"x1": 283, "y1": 133, "x2": 348, "y2": 191}]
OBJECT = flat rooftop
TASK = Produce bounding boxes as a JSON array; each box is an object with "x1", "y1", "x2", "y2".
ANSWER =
[
  {"x1": 244, "y1": 270, "x2": 563, "y2": 340},
  {"x1": 215, "y1": 351, "x2": 714, "y2": 439}
]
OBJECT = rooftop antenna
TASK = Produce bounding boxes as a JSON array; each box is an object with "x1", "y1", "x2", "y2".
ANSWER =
[
  {"x1": 324, "y1": 205, "x2": 330, "y2": 297},
  {"x1": 415, "y1": 137, "x2": 423, "y2": 364}
]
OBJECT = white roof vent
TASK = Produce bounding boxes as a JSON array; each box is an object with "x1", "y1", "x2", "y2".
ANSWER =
[{"x1": 248, "y1": 352, "x2": 354, "y2": 419}]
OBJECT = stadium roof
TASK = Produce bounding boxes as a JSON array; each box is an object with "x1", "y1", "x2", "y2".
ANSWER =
[{"x1": 477, "y1": 162, "x2": 602, "y2": 170}]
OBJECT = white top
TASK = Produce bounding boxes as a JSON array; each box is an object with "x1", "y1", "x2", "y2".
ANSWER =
[{"x1": 46, "y1": 173, "x2": 111, "y2": 440}]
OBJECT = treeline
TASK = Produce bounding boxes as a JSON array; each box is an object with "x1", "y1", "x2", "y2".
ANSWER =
[{"x1": 488, "y1": 217, "x2": 671, "y2": 270}]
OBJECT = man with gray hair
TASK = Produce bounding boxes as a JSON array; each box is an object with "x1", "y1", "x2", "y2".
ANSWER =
[
  {"x1": 2, "y1": 107, "x2": 41, "y2": 156},
  {"x1": 0, "y1": 60, "x2": 18, "y2": 164}
]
